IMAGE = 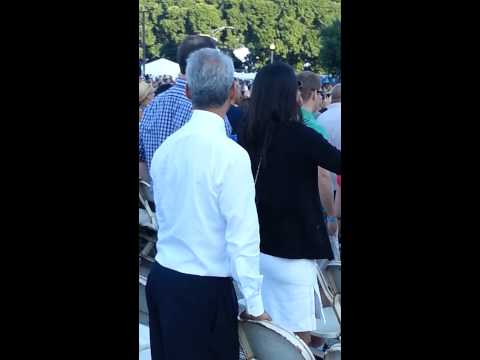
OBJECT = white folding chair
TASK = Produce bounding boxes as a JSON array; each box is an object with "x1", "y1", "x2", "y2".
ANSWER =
[
  {"x1": 311, "y1": 306, "x2": 341, "y2": 340},
  {"x1": 324, "y1": 343, "x2": 341, "y2": 360},
  {"x1": 238, "y1": 320, "x2": 316, "y2": 360},
  {"x1": 325, "y1": 261, "x2": 341, "y2": 294},
  {"x1": 311, "y1": 260, "x2": 341, "y2": 356},
  {"x1": 139, "y1": 323, "x2": 151, "y2": 360},
  {"x1": 139, "y1": 179, "x2": 157, "y2": 262},
  {"x1": 316, "y1": 261, "x2": 341, "y2": 323},
  {"x1": 139, "y1": 270, "x2": 149, "y2": 324}
]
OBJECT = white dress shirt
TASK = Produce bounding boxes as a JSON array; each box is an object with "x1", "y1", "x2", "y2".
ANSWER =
[
  {"x1": 316, "y1": 102, "x2": 341, "y2": 150},
  {"x1": 150, "y1": 109, "x2": 264, "y2": 316},
  {"x1": 316, "y1": 102, "x2": 341, "y2": 192}
]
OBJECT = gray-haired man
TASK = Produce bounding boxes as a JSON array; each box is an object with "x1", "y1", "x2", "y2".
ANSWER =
[{"x1": 146, "y1": 48, "x2": 270, "y2": 360}]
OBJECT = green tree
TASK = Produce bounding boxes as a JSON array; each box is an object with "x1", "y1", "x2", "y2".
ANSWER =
[
  {"x1": 139, "y1": 0, "x2": 341, "y2": 74},
  {"x1": 319, "y1": 19, "x2": 341, "y2": 75},
  {"x1": 139, "y1": 0, "x2": 162, "y2": 60}
]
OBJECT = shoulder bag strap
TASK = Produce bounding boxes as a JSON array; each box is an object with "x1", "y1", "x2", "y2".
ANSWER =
[{"x1": 254, "y1": 157, "x2": 262, "y2": 185}]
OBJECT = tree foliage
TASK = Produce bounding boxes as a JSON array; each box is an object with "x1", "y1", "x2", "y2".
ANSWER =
[
  {"x1": 319, "y1": 19, "x2": 341, "y2": 75},
  {"x1": 139, "y1": 0, "x2": 340, "y2": 73}
]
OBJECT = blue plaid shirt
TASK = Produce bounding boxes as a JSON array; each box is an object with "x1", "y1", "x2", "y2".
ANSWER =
[{"x1": 139, "y1": 78, "x2": 232, "y2": 168}]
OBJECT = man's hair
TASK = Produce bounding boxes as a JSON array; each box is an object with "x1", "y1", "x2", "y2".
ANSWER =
[
  {"x1": 331, "y1": 83, "x2": 341, "y2": 103},
  {"x1": 186, "y1": 48, "x2": 234, "y2": 109},
  {"x1": 297, "y1": 71, "x2": 321, "y2": 102},
  {"x1": 177, "y1": 35, "x2": 217, "y2": 74}
]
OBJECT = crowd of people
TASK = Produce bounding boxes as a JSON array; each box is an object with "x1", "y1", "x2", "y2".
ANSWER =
[
  {"x1": 139, "y1": 34, "x2": 341, "y2": 360},
  {"x1": 139, "y1": 75, "x2": 176, "y2": 117},
  {"x1": 140, "y1": 74, "x2": 254, "y2": 123},
  {"x1": 143, "y1": 74, "x2": 175, "y2": 86}
]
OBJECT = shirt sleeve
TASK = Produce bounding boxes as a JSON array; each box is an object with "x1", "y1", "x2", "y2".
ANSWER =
[
  {"x1": 139, "y1": 130, "x2": 146, "y2": 162},
  {"x1": 218, "y1": 149, "x2": 264, "y2": 317},
  {"x1": 139, "y1": 103, "x2": 154, "y2": 163},
  {"x1": 309, "y1": 120, "x2": 329, "y2": 140},
  {"x1": 303, "y1": 126, "x2": 341, "y2": 175},
  {"x1": 224, "y1": 115, "x2": 232, "y2": 137}
]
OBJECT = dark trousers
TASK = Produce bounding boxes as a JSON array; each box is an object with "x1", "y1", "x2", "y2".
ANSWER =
[{"x1": 146, "y1": 261, "x2": 239, "y2": 360}]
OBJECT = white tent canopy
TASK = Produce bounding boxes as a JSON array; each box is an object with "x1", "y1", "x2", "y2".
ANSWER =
[
  {"x1": 144, "y1": 58, "x2": 180, "y2": 78},
  {"x1": 233, "y1": 46, "x2": 250, "y2": 63},
  {"x1": 234, "y1": 72, "x2": 256, "y2": 81}
]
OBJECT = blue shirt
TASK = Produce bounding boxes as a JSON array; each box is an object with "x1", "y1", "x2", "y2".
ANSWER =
[{"x1": 139, "y1": 78, "x2": 232, "y2": 168}]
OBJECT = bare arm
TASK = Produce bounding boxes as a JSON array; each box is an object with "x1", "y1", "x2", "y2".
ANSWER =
[
  {"x1": 335, "y1": 184, "x2": 341, "y2": 219},
  {"x1": 335, "y1": 182, "x2": 341, "y2": 237},
  {"x1": 318, "y1": 167, "x2": 337, "y2": 236},
  {"x1": 318, "y1": 167, "x2": 335, "y2": 217},
  {"x1": 304, "y1": 127, "x2": 341, "y2": 174},
  {"x1": 219, "y1": 151, "x2": 266, "y2": 318}
]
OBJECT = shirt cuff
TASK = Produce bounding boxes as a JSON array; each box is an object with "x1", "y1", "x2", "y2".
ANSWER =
[{"x1": 245, "y1": 293, "x2": 264, "y2": 317}]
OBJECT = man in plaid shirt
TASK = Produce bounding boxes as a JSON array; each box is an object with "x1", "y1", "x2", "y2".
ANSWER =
[{"x1": 139, "y1": 35, "x2": 232, "y2": 179}]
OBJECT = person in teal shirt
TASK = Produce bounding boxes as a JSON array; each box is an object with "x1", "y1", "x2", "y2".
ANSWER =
[
  {"x1": 301, "y1": 107, "x2": 328, "y2": 139},
  {"x1": 297, "y1": 71, "x2": 329, "y2": 140}
]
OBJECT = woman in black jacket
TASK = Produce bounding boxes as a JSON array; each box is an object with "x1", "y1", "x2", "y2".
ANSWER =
[{"x1": 239, "y1": 63, "x2": 341, "y2": 345}]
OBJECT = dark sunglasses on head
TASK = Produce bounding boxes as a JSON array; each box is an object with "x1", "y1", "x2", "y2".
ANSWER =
[{"x1": 297, "y1": 81, "x2": 303, "y2": 90}]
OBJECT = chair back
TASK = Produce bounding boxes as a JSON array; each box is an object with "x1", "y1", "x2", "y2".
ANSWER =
[
  {"x1": 238, "y1": 320, "x2": 315, "y2": 360},
  {"x1": 324, "y1": 343, "x2": 341, "y2": 360}
]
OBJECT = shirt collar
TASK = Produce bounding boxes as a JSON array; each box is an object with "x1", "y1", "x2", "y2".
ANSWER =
[
  {"x1": 301, "y1": 107, "x2": 315, "y2": 120},
  {"x1": 173, "y1": 78, "x2": 187, "y2": 89},
  {"x1": 189, "y1": 110, "x2": 227, "y2": 135}
]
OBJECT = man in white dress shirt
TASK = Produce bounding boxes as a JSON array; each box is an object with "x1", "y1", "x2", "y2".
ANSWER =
[{"x1": 146, "y1": 48, "x2": 270, "y2": 360}]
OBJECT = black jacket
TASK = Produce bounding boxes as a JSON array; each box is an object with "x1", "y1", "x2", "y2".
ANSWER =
[{"x1": 241, "y1": 121, "x2": 341, "y2": 260}]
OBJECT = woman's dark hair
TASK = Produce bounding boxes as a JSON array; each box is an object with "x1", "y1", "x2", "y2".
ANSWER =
[{"x1": 243, "y1": 62, "x2": 300, "y2": 167}]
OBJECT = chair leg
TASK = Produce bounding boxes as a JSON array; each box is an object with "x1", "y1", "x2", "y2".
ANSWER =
[{"x1": 140, "y1": 241, "x2": 155, "y2": 258}]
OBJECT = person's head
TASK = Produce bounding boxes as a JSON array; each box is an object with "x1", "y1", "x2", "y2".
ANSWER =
[
  {"x1": 139, "y1": 80, "x2": 155, "y2": 109},
  {"x1": 185, "y1": 48, "x2": 235, "y2": 116},
  {"x1": 331, "y1": 83, "x2": 341, "y2": 103},
  {"x1": 244, "y1": 62, "x2": 301, "y2": 161},
  {"x1": 177, "y1": 35, "x2": 217, "y2": 75},
  {"x1": 241, "y1": 84, "x2": 251, "y2": 99},
  {"x1": 297, "y1": 71, "x2": 322, "y2": 112}
]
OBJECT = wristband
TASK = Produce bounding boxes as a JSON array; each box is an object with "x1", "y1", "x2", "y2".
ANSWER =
[{"x1": 327, "y1": 216, "x2": 337, "y2": 223}]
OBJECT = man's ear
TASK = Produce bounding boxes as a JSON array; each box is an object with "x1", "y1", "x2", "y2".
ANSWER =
[
  {"x1": 229, "y1": 83, "x2": 236, "y2": 104},
  {"x1": 185, "y1": 83, "x2": 192, "y2": 100},
  {"x1": 296, "y1": 90, "x2": 303, "y2": 106}
]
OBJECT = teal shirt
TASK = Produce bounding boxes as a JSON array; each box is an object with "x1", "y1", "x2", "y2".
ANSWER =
[{"x1": 301, "y1": 108, "x2": 328, "y2": 139}]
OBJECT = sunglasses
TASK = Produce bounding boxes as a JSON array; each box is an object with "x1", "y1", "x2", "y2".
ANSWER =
[{"x1": 297, "y1": 81, "x2": 303, "y2": 90}]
